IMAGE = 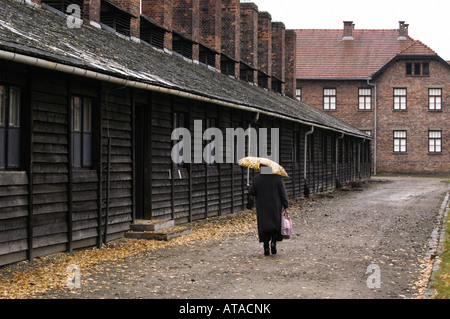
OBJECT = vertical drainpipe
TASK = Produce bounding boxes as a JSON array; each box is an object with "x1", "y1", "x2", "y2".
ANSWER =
[
  {"x1": 336, "y1": 133, "x2": 344, "y2": 188},
  {"x1": 247, "y1": 112, "x2": 260, "y2": 186},
  {"x1": 357, "y1": 138, "x2": 365, "y2": 179},
  {"x1": 304, "y1": 126, "x2": 314, "y2": 196},
  {"x1": 367, "y1": 78, "x2": 377, "y2": 176}
]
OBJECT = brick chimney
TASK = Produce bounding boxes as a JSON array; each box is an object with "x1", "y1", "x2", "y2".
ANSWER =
[
  {"x1": 199, "y1": 0, "x2": 222, "y2": 69},
  {"x1": 142, "y1": 0, "x2": 173, "y2": 51},
  {"x1": 240, "y1": 2, "x2": 258, "y2": 69},
  {"x1": 284, "y1": 29, "x2": 296, "y2": 99},
  {"x1": 343, "y1": 21, "x2": 354, "y2": 40},
  {"x1": 271, "y1": 21, "x2": 285, "y2": 94},
  {"x1": 172, "y1": 0, "x2": 200, "y2": 61},
  {"x1": 258, "y1": 11, "x2": 272, "y2": 76},
  {"x1": 398, "y1": 21, "x2": 409, "y2": 40},
  {"x1": 221, "y1": 0, "x2": 241, "y2": 77}
]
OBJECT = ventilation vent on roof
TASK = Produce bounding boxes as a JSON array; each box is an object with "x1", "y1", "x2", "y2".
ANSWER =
[
  {"x1": 258, "y1": 71, "x2": 269, "y2": 89},
  {"x1": 240, "y1": 62, "x2": 255, "y2": 83},
  {"x1": 220, "y1": 55, "x2": 236, "y2": 77},
  {"x1": 140, "y1": 18, "x2": 165, "y2": 50},
  {"x1": 42, "y1": 0, "x2": 84, "y2": 15},
  {"x1": 199, "y1": 45, "x2": 217, "y2": 68},
  {"x1": 272, "y1": 77, "x2": 283, "y2": 94},
  {"x1": 172, "y1": 33, "x2": 194, "y2": 60},
  {"x1": 100, "y1": 0, "x2": 133, "y2": 37}
]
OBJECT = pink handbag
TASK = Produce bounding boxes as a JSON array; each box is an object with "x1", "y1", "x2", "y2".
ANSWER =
[{"x1": 281, "y1": 209, "x2": 292, "y2": 239}]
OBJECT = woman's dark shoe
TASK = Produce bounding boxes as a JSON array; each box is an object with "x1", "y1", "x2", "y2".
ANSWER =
[
  {"x1": 271, "y1": 241, "x2": 277, "y2": 255},
  {"x1": 264, "y1": 242, "x2": 270, "y2": 256}
]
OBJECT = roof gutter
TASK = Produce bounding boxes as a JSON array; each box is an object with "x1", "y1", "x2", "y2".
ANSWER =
[{"x1": 0, "y1": 49, "x2": 370, "y2": 139}]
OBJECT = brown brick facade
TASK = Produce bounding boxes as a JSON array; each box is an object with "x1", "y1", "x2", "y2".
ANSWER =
[
  {"x1": 297, "y1": 59, "x2": 450, "y2": 173},
  {"x1": 374, "y1": 59, "x2": 450, "y2": 173}
]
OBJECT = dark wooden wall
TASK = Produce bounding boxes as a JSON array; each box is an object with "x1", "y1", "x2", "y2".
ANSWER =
[{"x1": 0, "y1": 61, "x2": 371, "y2": 266}]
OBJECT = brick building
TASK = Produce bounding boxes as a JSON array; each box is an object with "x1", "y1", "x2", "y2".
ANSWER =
[{"x1": 295, "y1": 22, "x2": 450, "y2": 174}]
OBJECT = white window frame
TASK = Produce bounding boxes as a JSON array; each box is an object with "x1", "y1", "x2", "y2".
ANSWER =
[
  {"x1": 393, "y1": 88, "x2": 407, "y2": 110},
  {"x1": 429, "y1": 88, "x2": 442, "y2": 111},
  {"x1": 358, "y1": 88, "x2": 372, "y2": 110},
  {"x1": 393, "y1": 130, "x2": 407, "y2": 153},
  {"x1": 323, "y1": 88, "x2": 336, "y2": 110},
  {"x1": 428, "y1": 130, "x2": 442, "y2": 153},
  {"x1": 296, "y1": 88, "x2": 302, "y2": 101}
]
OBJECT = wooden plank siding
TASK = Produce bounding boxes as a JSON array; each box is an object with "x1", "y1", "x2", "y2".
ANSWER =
[
  {"x1": 0, "y1": 61, "x2": 371, "y2": 266},
  {"x1": 101, "y1": 85, "x2": 133, "y2": 242}
]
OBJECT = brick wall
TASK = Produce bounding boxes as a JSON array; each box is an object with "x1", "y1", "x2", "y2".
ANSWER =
[
  {"x1": 297, "y1": 79, "x2": 375, "y2": 131},
  {"x1": 297, "y1": 58, "x2": 450, "y2": 173},
  {"x1": 374, "y1": 59, "x2": 450, "y2": 173}
]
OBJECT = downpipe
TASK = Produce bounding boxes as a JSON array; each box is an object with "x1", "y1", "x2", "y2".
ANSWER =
[
  {"x1": 247, "y1": 112, "x2": 260, "y2": 187},
  {"x1": 335, "y1": 133, "x2": 344, "y2": 188},
  {"x1": 304, "y1": 126, "x2": 314, "y2": 197},
  {"x1": 367, "y1": 78, "x2": 377, "y2": 176}
]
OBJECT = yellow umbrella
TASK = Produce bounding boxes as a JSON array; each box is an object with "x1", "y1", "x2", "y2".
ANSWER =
[{"x1": 237, "y1": 157, "x2": 289, "y2": 177}]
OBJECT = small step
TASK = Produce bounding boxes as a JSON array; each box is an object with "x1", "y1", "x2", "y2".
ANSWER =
[
  {"x1": 130, "y1": 219, "x2": 175, "y2": 232},
  {"x1": 125, "y1": 226, "x2": 192, "y2": 241}
]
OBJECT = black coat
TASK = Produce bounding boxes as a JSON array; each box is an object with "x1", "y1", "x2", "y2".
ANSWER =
[{"x1": 248, "y1": 173, "x2": 289, "y2": 243}]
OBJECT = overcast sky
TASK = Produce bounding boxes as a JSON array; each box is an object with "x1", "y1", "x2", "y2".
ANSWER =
[{"x1": 246, "y1": 0, "x2": 450, "y2": 61}]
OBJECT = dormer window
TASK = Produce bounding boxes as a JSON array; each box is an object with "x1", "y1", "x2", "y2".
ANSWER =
[
  {"x1": 100, "y1": 0, "x2": 135, "y2": 37},
  {"x1": 406, "y1": 61, "x2": 430, "y2": 76}
]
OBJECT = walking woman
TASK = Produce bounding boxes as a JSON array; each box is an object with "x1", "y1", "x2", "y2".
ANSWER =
[{"x1": 248, "y1": 172, "x2": 289, "y2": 256}]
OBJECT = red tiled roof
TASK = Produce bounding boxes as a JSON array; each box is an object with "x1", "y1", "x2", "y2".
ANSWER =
[
  {"x1": 398, "y1": 40, "x2": 437, "y2": 55},
  {"x1": 294, "y1": 28, "x2": 437, "y2": 79}
]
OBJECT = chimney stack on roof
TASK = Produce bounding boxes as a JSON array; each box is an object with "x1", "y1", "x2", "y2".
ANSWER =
[
  {"x1": 398, "y1": 21, "x2": 409, "y2": 40},
  {"x1": 343, "y1": 21, "x2": 354, "y2": 40}
]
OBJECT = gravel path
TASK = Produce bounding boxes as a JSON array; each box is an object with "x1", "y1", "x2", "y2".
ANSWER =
[{"x1": 29, "y1": 176, "x2": 450, "y2": 299}]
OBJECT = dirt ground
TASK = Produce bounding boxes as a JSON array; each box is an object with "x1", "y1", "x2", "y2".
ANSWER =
[{"x1": 6, "y1": 176, "x2": 450, "y2": 299}]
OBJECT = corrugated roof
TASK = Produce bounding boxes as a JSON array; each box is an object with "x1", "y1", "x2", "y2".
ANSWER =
[
  {"x1": 0, "y1": 0, "x2": 369, "y2": 138},
  {"x1": 294, "y1": 28, "x2": 432, "y2": 79}
]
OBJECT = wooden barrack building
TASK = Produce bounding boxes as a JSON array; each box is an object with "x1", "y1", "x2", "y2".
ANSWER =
[{"x1": 0, "y1": 0, "x2": 371, "y2": 266}]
